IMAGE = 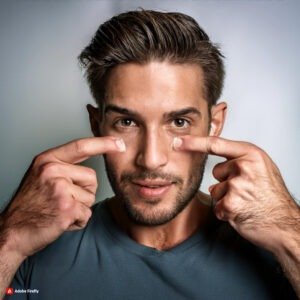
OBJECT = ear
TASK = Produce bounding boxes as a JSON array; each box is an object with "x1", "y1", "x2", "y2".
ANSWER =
[
  {"x1": 209, "y1": 102, "x2": 227, "y2": 137},
  {"x1": 86, "y1": 104, "x2": 101, "y2": 137}
]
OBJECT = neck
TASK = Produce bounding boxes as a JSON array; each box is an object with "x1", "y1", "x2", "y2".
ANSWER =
[{"x1": 108, "y1": 191, "x2": 213, "y2": 251}]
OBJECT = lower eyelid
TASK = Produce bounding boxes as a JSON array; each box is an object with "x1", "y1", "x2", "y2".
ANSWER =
[
  {"x1": 168, "y1": 126, "x2": 191, "y2": 132},
  {"x1": 114, "y1": 125, "x2": 139, "y2": 132}
]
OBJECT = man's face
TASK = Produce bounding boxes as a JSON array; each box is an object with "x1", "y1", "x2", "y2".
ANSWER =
[{"x1": 100, "y1": 61, "x2": 211, "y2": 226}]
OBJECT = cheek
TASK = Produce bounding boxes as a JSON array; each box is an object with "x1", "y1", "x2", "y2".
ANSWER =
[
  {"x1": 106, "y1": 151, "x2": 129, "y2": 168},
  {"x1": 102, "y1": 123, "x2": 139, "y2": 147},
  {"x1": 170, "y1": 150, "x2": 205, "y2": 176},
  {"x1": 169, "y1": 148, "x2": 193, "y2": 170},
  {"x1": 105, "y1": 142, "x2": 138, "y2": 176}
]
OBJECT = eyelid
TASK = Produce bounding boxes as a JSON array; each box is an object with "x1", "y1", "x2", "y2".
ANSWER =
[
  {"x1": 114, "y1": 117, "x2": 138, "y2": 127},
  {"x1": 111, "y1": 116, "x2": 192, "y2": 129},
  {"x1": 170, "y1": 118, "x2": 191, "y2": 128},
  {"x1": 171, "y1": 117, "x2": 191, "y2": 123}
]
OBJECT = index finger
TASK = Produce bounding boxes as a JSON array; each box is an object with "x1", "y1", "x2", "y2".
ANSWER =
[
  {"x1": 44, "y1": 136, "x2": 125, "y2": 164},
  {"x1": 175, "y1": 136, "x2": 252, "y2": 159}
]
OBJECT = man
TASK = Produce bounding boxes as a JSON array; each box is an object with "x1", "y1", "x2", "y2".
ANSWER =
[{"x1": 0, "y1": 10, "x2": 299, "y2": 299}]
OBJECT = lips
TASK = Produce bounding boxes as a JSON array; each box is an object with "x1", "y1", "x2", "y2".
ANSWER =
[
  {"x1": 132, "y1": 180, "x2": 173, "y2": 198},
  {"x1": 132, "y1": 180, "x2": 173, "y2": 187}
]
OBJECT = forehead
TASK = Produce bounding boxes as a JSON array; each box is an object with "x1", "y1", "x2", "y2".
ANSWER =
[{"x1": 105, "y1": 61, "x2": 207, "y2": 113}]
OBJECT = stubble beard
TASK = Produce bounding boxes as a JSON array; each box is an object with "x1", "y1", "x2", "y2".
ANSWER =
[{"x1": 104, "y1": 154, "x2": 208, "y2": 226}]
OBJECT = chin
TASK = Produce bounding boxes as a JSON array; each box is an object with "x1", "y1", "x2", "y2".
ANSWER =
[
  {"x1": 104, "y1": 155, "x2": 207, "y2": 226},
  {"x1": 121, "y1": 192, "x2": 193, "y2": 226}
]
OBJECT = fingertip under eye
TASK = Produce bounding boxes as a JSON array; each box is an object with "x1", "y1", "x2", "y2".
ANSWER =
[
  {"x1": 172, "y1": 137, "x2": 183, "y2": 150},
  {"x1": 115, "y1": 139, "x2": 126, "y2": 152}
]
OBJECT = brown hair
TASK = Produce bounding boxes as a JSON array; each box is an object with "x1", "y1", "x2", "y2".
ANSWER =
[{"x1": 78, "y1": 10, "x2": 225, "y2": 109}]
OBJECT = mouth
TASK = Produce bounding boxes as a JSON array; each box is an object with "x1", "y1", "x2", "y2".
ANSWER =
[{"x1": 131, "y1": 180, "x2": 174, "y2": 198}]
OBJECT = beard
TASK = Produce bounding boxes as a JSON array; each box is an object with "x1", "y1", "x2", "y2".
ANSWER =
[{"x1": 104, "y1": 154, "x2": 208, "y2": 226}]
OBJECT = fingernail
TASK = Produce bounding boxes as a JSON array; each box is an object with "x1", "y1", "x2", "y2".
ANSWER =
[
  {"x1": 115, "y1": 139, "x2": 126, "y2": 152},
  {"x1": 172, "y1": 137, "x2": 183, "y2": 150}
]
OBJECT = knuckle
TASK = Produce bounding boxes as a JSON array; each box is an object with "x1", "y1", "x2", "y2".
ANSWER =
[
  {"x1": 209, "y1": 137, "x2": 221, "y2": 154},
  {"x1": 88, "y1": 194, "x2": 97, "y2": 206},
  {"x1": 243, "y1": 141, "x2": 255, "y2": 148},
  {"x1": 85, "y1": 168, "x2": 98, "y2": 191},
  {"x1": 92, "y1": 177, "x2": 98, "y2": 190},
  {"x1": 59, "y1": 218, "x2": 72, "y2": 230},
  {"x1": 50, "y1": 177, "x2": 70, "y2": 196},
  {"x1": 228, "y1": 178, "x2": 239, "y2": 191},
  {"x1": 87, "y1": 168, "x2": 97, "y2": 181},
  {"x1": 94, "y1": 180, "x2": 99, "y2": 190},
  {"x1": 55, "y1": 177, "x2": 69, "y2": 187},
  {"x1": 84, "y1": 208, "x2": 92, "y2": 221},
  {"x1": 39, "y1": 162, "x2": 60, "y2": 180},
  {"x1": 70, "y1": 205, "x2": 92, "y2": 229},
  {"x1": 236, "y1": 160, "x2": 251, "y2": 174},
  {"x1": 87, "y1": 167, "x2": 96, "y2": 177},
  {"x1": 253, "y1": 148, "x2": 264, "y2": 158},
  {"x1": 81, "y1": 209, "x2": 92, "y2": 227},
  {"x1": 74, "y1": 140, "x2": 88, "y2": 155},
  {"x1": 87, "y1": 208, "x2": 92, "y2": 219},
  {"x1": 222, "y1": 197, "x2": 233, "y2": 212},
  {"x1": 58, "y1": 197, "x2": 74, "y2": 212},
  {"x1": 248, "y1": 145, "x2": 266, "y2": 161},
  {"x1": 33, "y1": 152, "x2": 49, "y2": 167}
]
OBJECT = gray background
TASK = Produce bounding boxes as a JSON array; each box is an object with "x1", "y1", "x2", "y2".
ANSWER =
[{"x1": 0, "y1": 0, "x2": 299, "y2": 210}]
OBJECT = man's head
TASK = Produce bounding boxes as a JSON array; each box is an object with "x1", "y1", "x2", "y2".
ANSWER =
[
  {"x1": 79, "y1": 10, "x2": 227, "y2": 226},
  {"x1": 79, "y1": 10, "x2": 225, "y2": 111}
]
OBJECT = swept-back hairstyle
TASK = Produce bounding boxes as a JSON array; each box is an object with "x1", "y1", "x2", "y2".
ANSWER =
[{"x1": 78, "y1": 10, "x2": 225, "y2": 109}]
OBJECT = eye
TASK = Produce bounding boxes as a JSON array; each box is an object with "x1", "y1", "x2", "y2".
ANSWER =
[
  {"x1": 171, "y1": 118, "x2": 190, "y2": 128},
  {"x1": 115, "y1": 118, "x2": 137, "y2": 128}
]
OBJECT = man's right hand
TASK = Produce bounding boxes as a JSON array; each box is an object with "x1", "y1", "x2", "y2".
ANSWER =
[{"x1": 0, "y1": 136, "x2": 125, "y2": 261}]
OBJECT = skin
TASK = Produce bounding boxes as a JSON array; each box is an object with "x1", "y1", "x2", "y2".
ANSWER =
[
  {"x1": 0, "y1": 136, "x2": 125, "y2": 296},
  {"x1": 87, "y1": 61, "x2": 227, "y2": 250},
  {"x1": 0, "y1": 60, "x2": 299, "y2": 297},
  {"x1": 87, "y1": 61, "x2": 299, "y2": 295},
  {"x1": 174, "y1": 135, "x2": 300, "y2": 295}
]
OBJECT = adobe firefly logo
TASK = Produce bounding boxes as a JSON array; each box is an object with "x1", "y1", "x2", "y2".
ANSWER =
[{"x1": 5, "y1": 287, "x2": 14, "y2": 295}]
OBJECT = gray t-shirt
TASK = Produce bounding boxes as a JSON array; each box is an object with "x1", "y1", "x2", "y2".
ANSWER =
[{"x1": 6, "y1": 199, "x2": 297, "y2": 300}]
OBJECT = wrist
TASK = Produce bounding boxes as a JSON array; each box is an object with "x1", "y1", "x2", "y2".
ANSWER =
[
  {"x1": 0, "y1": 225, "x2": 27, "y2": 266},
  {"x1": 272, "y1": 199, "x2": 300, "y2": 257},
  {"x1": 272, "y1": 228, "x2": 300, "y2": 264}
]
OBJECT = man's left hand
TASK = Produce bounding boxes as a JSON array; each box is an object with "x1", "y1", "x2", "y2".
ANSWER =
[{"x1": 174, "y1": 135, "x2": 300, "y2": 254}]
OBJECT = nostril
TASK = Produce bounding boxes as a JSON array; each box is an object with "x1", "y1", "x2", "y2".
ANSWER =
[{"x1": 136, "y1": 147, "x2": 168, "y2": 170}]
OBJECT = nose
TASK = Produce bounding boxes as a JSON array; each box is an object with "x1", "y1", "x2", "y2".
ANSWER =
[{"x1": 135, "y1": 128, "x2": 169, "y2": 170}]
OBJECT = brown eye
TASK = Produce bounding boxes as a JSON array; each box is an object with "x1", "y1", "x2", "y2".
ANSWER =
[
  {"x1": 116, "y1": 118, "x2": 137, "y2": 127},
  {"x1": 172, "y1": 118, "x2": 190, "y2": 128}
]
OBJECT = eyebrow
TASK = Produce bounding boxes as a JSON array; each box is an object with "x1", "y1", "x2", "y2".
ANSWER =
[
  {"x1": 166, "y1": 107, "x2": 202, "y2": 119},
  {"x1": 104, "y1": 104, "x2": 138, "y2": 117},
  {"x1": 104, "y1": 104, "x2": 202, "y2": 119}
]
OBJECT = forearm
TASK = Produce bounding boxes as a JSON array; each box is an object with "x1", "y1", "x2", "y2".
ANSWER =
[
  {"x1": 0, "y1": 221, "x2": 25, "y2": 298},
  {"x1": 273, "y1": 224, "x2": 300, "y2": 297}
]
